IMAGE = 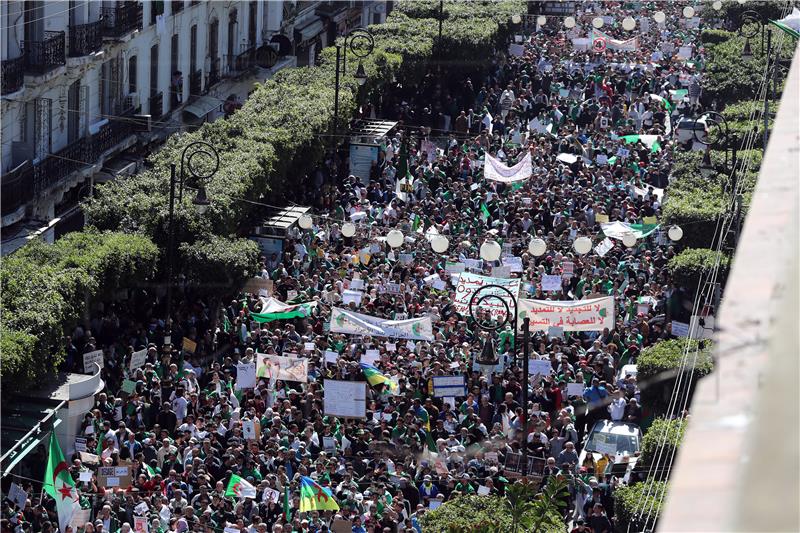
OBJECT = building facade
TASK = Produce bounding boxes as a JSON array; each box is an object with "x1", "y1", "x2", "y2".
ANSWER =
[{"x1": 0, "y1": 1, "x2": 388, "y2": 254}]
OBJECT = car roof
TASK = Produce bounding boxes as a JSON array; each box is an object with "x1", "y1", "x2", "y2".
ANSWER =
[{"x1": 591, "y1": 420, "x2": 642, "y2": 436}]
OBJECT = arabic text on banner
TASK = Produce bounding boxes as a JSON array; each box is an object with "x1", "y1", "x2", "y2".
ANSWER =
[
  {"x1": 483, "y1": 153, "x2": 532, "y2": 183},
  {"x1": 256, "y1": 353, "x2": 309, "y2": 383},
  {"x1": 329, "y1": 307, "x2": 434, "y2": 341},
  {"x1": 453, "y1": 273, "x2": 521, "y2": 321},
  {"x1": 518, "y1": 296, "x2": 615, "y2": 331}
]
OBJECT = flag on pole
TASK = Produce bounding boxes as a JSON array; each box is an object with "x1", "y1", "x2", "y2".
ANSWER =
[
  {"x1": 283, "y1": 485, "x2": 292, "y2": 521},
  {"x1": 480, "y1": 203, "x2": 491, "y2": 221},
  {"x1": 299, "y1": 476, "x2": 340, "y2": 513},
  {"x1": 44, "y1": 433, "x2": 79, "y2": 533},
  {"x1": 359, "y1": 363, "x2": 399, "y2": 395},
  {"x1": 225, "y1": 474, "x2": 257, "y2": 499},
  {"x1": 649, "y1": 93, "x2": 673, "y2": 112},
  {"x1": 769, "y1": 8, "x2": 800, "y2": 39},
  {"x1": 412, "y1": 214, "x2": 422, "y2": 232}
]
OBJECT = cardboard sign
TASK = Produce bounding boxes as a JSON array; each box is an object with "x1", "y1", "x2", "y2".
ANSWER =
[
  {"x1": 242, "y1": 419, "x2": 260, "y2": 441},
  {"x1": 182, "y1": 337, "x2": 197, "y2": 354},
  {"x1": 83, "y1": 350, "x2": 104, "y2": 373},
  {"x1": 130, "y1": 348, "x2": 148, "y2": 370},
  {"x1": 243, "y1": 277, "x2": 274, "y2": 296},
  {"x1": 79, "y1": 452, "x2": 101, "y2": 465},
  {"x1": 98, "y1": 466, "x2": 132, "y2": 489},
  {"x1": 8, "y1": 483, "x2": 27, "y2": 509}
]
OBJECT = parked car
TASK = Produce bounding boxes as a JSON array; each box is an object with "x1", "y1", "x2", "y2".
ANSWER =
[{"x1": 578, "y1": 420, "x2": 643, "y2": 479}]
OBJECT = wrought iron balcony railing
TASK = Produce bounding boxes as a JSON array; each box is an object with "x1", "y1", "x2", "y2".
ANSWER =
[
  {"x1": 100, "y1": 2, "x2": 143, "y2": 39},
  {"x1": 22, "y1": 31, "x2": 66, "y2": 73},
  {"x1": 68, "y1": 19, "x2": 104, "y2": 57},
  {"x1": 1, "y1": 55, "x2": 25, "y2": 94}
]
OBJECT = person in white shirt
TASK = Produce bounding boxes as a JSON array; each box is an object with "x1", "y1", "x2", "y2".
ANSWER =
[{"x1": 608, "y1": 390, "x2": 628, "y2": 421}]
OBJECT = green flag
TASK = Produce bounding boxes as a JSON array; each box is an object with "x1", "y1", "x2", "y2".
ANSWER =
[
  {"x1": 284, "y1": 485, "x2": 292, "y2": 521},
  {"x1": 480, "y1": 203, "x2": 491, "y2": 221},
  {"x1": 44, "y1": 432, "x2": 78, "y2": 533},
  {"x1": 225, "y1": 474, "x2": 257, "y2": 499},
  {"x1": 412, "y1": 214, "x2": 421, "y2": 232}
]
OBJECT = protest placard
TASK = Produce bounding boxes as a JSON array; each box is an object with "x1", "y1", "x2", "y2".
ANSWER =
[
  {"x1": 130, "y1": 348, "x2": 147, "y2": 370},
  {"x1": 541, "y1": 274, "x2": 562, "y2": 292},
  {"x1": 236, "y1": 362, "x2": 256, "y2": 389},
  {"x1": 256, "y1": 354, "x2": 309, "y2": 383},
  {"x1": 453, "y1": 273, "x2": 520, "y2": 321},
  {"x1": 98, "y1": 465, "x2": 132, "y2": 488},
  {"x1": 528, "y1": 359, "x2": 553, "y2": 376},
  {"x1": 134, "y1": 517, "x2": 148, "y2": 533},
  {"x1": 349, "y1": 278, "x2": 365, "y2": 290},
  {"x1": 432, "y1": 376, "x2": 466, "y2": 398},
  {"x1": 121, "y1": 379, "x2": 136, "y2": 395},
  {"x1": 75, "y1": 437, "x2": 87, "y2": 452},
  {"x1": 70, "y1": 509, "x2": 92, "y2": 532},
  {"x1": 324, "y1": 350, "x2": 339, "y2": 364},
  {"x1": 670, "y1": 321, "x2": 690, "y2": 337},
  {"x1": 548, "y1": 326, "x2": 564, "y2": 338},
  {"x1": 324, "y1": 380, "x2": 367, "y2": 418},
  {"x1": 243, "y1": 277, "x2": 273, "y2": 296},
  {"x1": 8, "y1": 483, "x2": 27, "y2": 509},
  {"x1": 342, "y1": 290, "x2": 363, "y2": 306},
  {"x1": 519, "y1": 296, "x2": 615, "y2": 332},
  {"x1": 594, "y1": 237, "x2": 614, "y2": 257},
  {"x1": 445, "y1": 262, "x2": 466, "y2": 274},
  {"x1": 323, "y1": 436, "x2": 337, "y2": 452},
  {"x1": 182, "y1": 337, "x2": 197, "y2": 354},
  {"x1": 83, "y1": 350, "x2": 104, "y2": 373},
  {"x1": 567, "y1": 382, "x2": 585, "y2": 397}
]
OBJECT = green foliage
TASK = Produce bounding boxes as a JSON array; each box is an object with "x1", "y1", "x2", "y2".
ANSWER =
[
  {"x1": 667, "y1": 247, "x2": 730, "y2": 295},
  {"x1": 0, "y1": 232, "x2": 158, "y2": 392},
  {"x1": 614, "y1": 480, "x2": 668, "y2": 532},
  {"x1": 638, "y1": 418, "x2": 688, "y2": 480},
  {"x1": 637, "y1": 339, "x2": 714, "y2": 417},
  {"x1": 700, "y1": 29, "x2": 732, "y2": 46},
  {"x1": 178, "y1": 236, "x2": 260, "y2": 292},
  {"x1": 420, "y1": 480, "x2": 567, "y2": 533},
  {"x1": 721, "y1": 99, "x2": 777, "y2": 150}
]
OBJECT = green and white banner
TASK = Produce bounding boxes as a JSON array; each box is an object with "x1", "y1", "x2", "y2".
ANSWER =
[
  {"x1": 251, "y1": 297, "x2": 317, "y2": 323},
  {"x1": 329, "y1": 307, "x2": 434, "y2": 341},
  {"x1": 601, "y1": 221, "x2": 660, "y2": 241}
]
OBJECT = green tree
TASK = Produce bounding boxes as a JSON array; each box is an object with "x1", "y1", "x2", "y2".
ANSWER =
[
  {"x1": 614, "y1": 480, "x2": 668, "y2": 532},
  {"x1": 637, "y1": 417, "x2": 687, "y2": 481}
]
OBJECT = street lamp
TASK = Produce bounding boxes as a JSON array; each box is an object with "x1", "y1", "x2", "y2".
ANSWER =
[
  {"x1": 332, "y1": 27, "x2": 374, "y2": 154},
  {"x1": 166, "y1": 141, "x2": 219, "y2": 327},
  {"x1": 738, "y1": 10, "x2": 773, "y2": 148},
  {"x1": 468, "y1": 284, "x2": 531, "y2": 446}
]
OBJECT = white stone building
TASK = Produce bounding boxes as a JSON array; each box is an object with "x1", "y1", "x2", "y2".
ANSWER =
[{"x1": 0, "y1": 0, "x2": 389, "y2": 254}]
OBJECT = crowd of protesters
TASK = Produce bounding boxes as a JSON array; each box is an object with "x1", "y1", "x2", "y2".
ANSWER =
[{"x1": 3, "y1": 2, "x2": 715, "y2": 533}]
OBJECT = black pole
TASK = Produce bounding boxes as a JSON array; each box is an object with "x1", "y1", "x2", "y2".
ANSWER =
[
  {"x1": 333, "y1": 44, "x2": 341, "y2": 157},
  {"x1": 763, "y1": 28, "x2": 772, "y2": 149},
  {"x1": 165, "y1": 163, "x2": 177, "y2": 332},
  {"x1": 521, "y1": 316, "x2": 530, "y2": 441}
]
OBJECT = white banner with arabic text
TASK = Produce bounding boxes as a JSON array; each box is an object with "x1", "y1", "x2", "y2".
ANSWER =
[
  {"x1": 519, "y1": 296, "x2": 615, "y2": 331},
  {"x1": 329, "y1": 308, "x2": 434, "y2": 341},
  {"x1": 484, "y1": 153, "x2": 532, "y2": 183},
  {"x1": 454, "y1": 273, "x2": 521, "y2": 321}
]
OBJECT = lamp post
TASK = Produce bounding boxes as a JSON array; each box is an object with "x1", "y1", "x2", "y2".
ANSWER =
[
  {"x1": 693, "y1": 111, "x2": 744, "y2": 246},
  {"x1": 165, "y1": 141, "x2": 219, "y2": 328},
  {"x1": 738, "y1": 10, "x2": 773, "y2": 149},
  {"x1": 332, "y1": 27, "x2": 374, "y2": 156},
  {"x1": 468, "y1": 284, "x2": 530, "y2": 437}
]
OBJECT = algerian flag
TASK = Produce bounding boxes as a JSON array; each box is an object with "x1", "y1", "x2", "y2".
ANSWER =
[
  {"x1": 225, "y1": 474, "x2": 257, "y2": 499},
  {"x1": 251, "y1": 298, "x2": 317, "y2": 323},
  {"x1": 601, "y1": 221, "x2": 660, "y2": 241},
  {"x1": 144, "y1": 464, "x2": 158, "y2": 479},
  {"x1": 621, "y1": 135, "x2": 661, "y2": 151},
  {"x1": 770, "y1": 8, "x2": 800, "y2": 39},
  {"x1": 44, "y1": 433, "x2": 79, "y2": 533},
  {"x1": 480, "y1": 203, "x2": 491, "y2": 221},
  {"x1": 412, "y1": 214, "x2": 421, "y2": 232},
  {"x1": 649, "y1": 93, "x2": 672, "y2": 112}
]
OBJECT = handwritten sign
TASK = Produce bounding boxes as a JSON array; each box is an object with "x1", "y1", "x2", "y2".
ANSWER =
[
  {"x1": 519, "y1": 296, "x2": 615, "y2": 332},
  {"x1": 541, "y1": 274, "x2": 562, "y2": 292},
  {"x1": 83, "y1": 350, "x2": 104, "y2": 373},
  {"x1": 528, "y1": 359, "x2": 553, "y2": 376},
  {"x1": 567, "y1": 382, "x2": 585, "y2": 397},
  {"x1": 453, "y1": 273, "x2": 521, "y2": 321},
  {"x1": 236, "y1": 362, "x2": 256, "y2": 389},
  {"x1": 130, "y1": 348, "x2": 147, "y2": 370}
]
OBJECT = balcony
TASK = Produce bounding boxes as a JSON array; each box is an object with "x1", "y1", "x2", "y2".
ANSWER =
[
  {"x1": 22, "y1": 31, "x2": 66, "y2": 74},
  {"x1": 225, "y1": 48, "x2": 256, "y2": 77},
  {"x1": 29, "y1": 108, "x2": 137, "y2": 195},
  {"x1": 189, "y1": 69, "x2": 202, "y2": 97},
  {"x1": 100, "y1": 2, "x2": 143, "y2": 39},
  {"x1": 68, "y1": 19, "x2": 103, "y2": 57},
  {"x1": 1, "y1": 56, "x2": 25, "y2": 94},
  {"x1": 149, "y1": 92, "x2": 163, "y2": 120},
  {"x1": 1, "y1": 161, "x2": 34, "y2": 223}
]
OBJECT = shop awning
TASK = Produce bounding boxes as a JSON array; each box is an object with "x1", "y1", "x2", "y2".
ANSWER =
[
  {"x1": 183, "y1": 96, "x2": 220, "y2": 120},
  {"x1": 296, "y1": 18, "x2": 325, "y2": 43}
]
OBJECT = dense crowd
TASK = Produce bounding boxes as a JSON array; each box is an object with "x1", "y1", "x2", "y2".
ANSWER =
[{"x1": 4, "y1": 2, "x2": 711, "y2": 533}]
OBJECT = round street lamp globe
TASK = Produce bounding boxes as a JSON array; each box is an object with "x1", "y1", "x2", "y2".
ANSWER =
[
  {"x1": 573, "y1": 237, "x2": 592, "y2": 255},
  {"x1": 387, "y1": 230, "x2": 404, "y2": 248},
  {"x1": 592, "y1": 17, "x2": 604, "y2": 29},
  {"x1": 668, "y1": 225, "x2": 684, "y2": 242},
  {"x1": 431, "y1": 235, "x2": 449, "y2": 254},
  {"x1": 654, "y1": 11, "x2": 666, "y2": 24},
  {"x1": 683, "y1": 6, "x2": 695, "y2": 18},
  {"x1": 564, "y1": 16, "x2": 576, "y2": 29},
  {"x1": 622, "y1": 233, "x2": 638, "y2": 248},
  {"x1": 298, "y1": 214, "x2": 313, "y2": 229},
  {"x1": 622, "y1": 17, "x2": 636, "y2": 31},
  {"x1": 528, "y1": 238, "x2": 547, "y2": 257},
  {"x1": 537, "y1": 15, "x2": 547, "y2": 26},
  {"x1": 480, "y1": 240, "x2": 502, "y2": 262},
  {"x1": 712, "y1": 0, "x2": 723, "y2": 9},
  {"x1": 341, "y1": 222, "x2": 356, "y2": 237}
]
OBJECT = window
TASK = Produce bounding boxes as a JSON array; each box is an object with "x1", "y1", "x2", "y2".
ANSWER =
[
  {"x1": 151, "y1": 0, "x2": 164, "y2": 25},
  {"x1": 128, "y1": 55, "x2": 137, "y2": 94},
  {"x1": 150, "y1": 44, "x2": 159, "y2": 95},
  {"x1": 190, "y1": 24, "x2": 197, "y2": 72},
  {"x1": 248, "y1": 1, "x2": 257, "y2": 47}
]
